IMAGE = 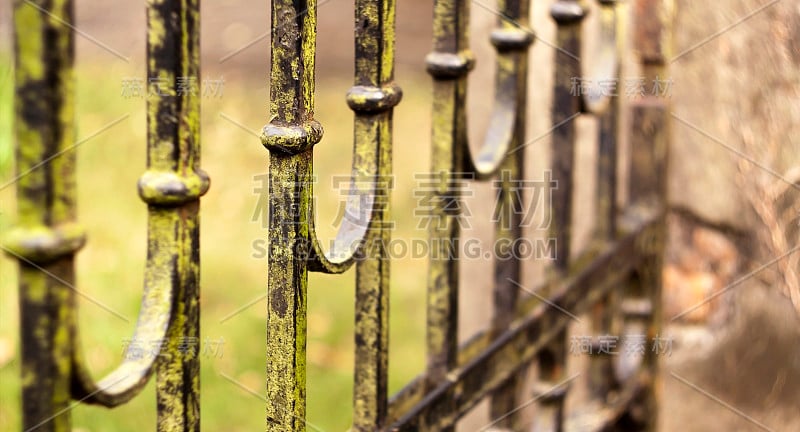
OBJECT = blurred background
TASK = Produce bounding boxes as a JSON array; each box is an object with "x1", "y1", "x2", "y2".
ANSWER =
[{"x1": 0, "y1": 0, "x2": 799, "y2": 431}]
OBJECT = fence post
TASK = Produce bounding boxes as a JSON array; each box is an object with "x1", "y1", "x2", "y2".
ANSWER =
[
  {"x1": 262, "y1": 0, "x2": 320, "y2": 428},
  {"x1": 487, "y1": 0, "x2": 534, "y2": 427},
  {"x1": 5, "y1": 1, "x2": 207, "y2": 431},
  {"x1": 145, "y1": 0, "x2": 204, "y2": 429},
  {"x1": 424, "y1": 1, "x2": 472, "y2": 428},
  {"x1": 588, "y1": 0, "x2": 623, "y2": 401},
  {"x1": 4, "y1": 1, "x2": 81, "y2": 430},
  {"x1": 349, "y1": 0, "x2": 399, "y2": 429},
  {"x1": 535, "y1": 2, "x2": 586, "y2": 430}
]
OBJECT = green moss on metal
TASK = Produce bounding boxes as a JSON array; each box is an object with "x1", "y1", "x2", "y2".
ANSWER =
[
  {"x1": 266, "y1": 155, "x2": 311, "y2": 430},
  {"x1": 7, "y1": 0, "x2": 205, "y2": 430},
  {"x1": 13, "y1": 5, "x2": 44, "y2": 82},
  {"x1": 7, "y1": 1, "x2": 79, "y2": 430}
]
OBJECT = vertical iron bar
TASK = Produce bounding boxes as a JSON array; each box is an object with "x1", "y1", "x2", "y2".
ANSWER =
[
  {"x1": 425, "y1": 1, "x2": 472, "y2": 429},
  {"x1": 589, "y1": 0, "x2": 621, "y2": 401},
  {"x1": 595, "y1": 0, "x2": 619, "y2": 242},
  {"x1": 6, "y1": 1, "x2": 81, "y2": 430},
  {"x1": 350, "y1": 0, "x2": 399, "y2": 429},
  {"x1": 488, "y1": 0, "x2": 532, "y2": 428},
  {"x1": 624, "y1": 0, "x2": 673, "y2": 429},
  {"x1": 263, "y1": 0, "x2": 321, "y2": 429},
  {"x1": 548, "y1": 1, "x2": 584, "y2": 271},
  {"x1": 490, "y1": 160, "x2": 526, "y2": 430},
  {"x1": 537, "y1": 1, "x2": 586, "y2": 430},
  {"x1": 145, "y1": 0, "x2": 205, "y2": 430}
]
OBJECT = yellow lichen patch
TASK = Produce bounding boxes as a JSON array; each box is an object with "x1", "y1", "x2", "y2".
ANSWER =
[
  {"x1": 147, "y1": 1, "x2": 166, "y2": 52},
  {"x1": 13, "y1": 3, "x2": 44, "y2": 82},
  {"x1": 22, "y1": 269, "x2": 47, "y2": 303}
]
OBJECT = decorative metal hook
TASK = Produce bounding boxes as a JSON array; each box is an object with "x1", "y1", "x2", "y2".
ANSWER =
[
  {"x1": 426, "y1": 0, "x2": 535, "y2": 180},
  {"x1": 263, "y1": 1, "x2": 401, "y2": 276},
  {"x1": 72, "y1": 0, "x2": 206, "y2": 415},
  {"x1": 307, "y1": 81, "x2": 401, "y2": 274},
  {"x1": 5, "y1": 0, "x2": 205, "y2": 428},
  {"x1": 264, "y1": 0, "x2": 400, "y2": 427}
]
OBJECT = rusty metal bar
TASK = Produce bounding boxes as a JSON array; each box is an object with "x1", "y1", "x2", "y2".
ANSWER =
[
  {"x1": 487, "y1": 0, "x2": 534, "y2": 426},
  {"x1": 424, "y1": 3, "x2": 472, "y2": 425},
  {"x1": 348, "y1": 0, "x2": 400, "y2": 429},
  {"x1": 69, "y1": 2, "x2": 207, "y2": 427},
  {"x1": 527, "y1": 371, "x2": 651, "y2": 431},
  {"x1": 588, "y1": 0, "x2": 622, "y2": 401},
  {"x1": 425, "y1": 0, "x2": 535, "y2": 427},
  {"x1": 264, "y1": 0, "x2": 401, "y2": 429},
  {"x1": 262, "y1": 0, "x2": 320, "y2": 428},
  {"x1": 622, "y1": 0, "x2": 673, "y2": 429},
  {"x1": 548, "y1": 0, "x2": 584, "y2": 270},
  {"x1": 5, "y1": 0, "x2": 672, "y2": 428},
  {"x1": 535, "y1": 2, "x2": 586, "y2": 430},
  {"x1": 5, "y1": 1, "x2": 80, "y2": 429},
  {"x1": 388, "y1": 238, "x2": 651, "y2": 426},
  {"x1": 5, "y1": 0, "x2": 206, "y2": 430},
  {"x1": 629, "y1": 0, "x2": 672, "y2": 206},
  {"x1": 593, "y1": 0, "x2": 620, "y2": 240},
  {"x1": 145, "y1": 0, "x2": 203, "y2": 429}
]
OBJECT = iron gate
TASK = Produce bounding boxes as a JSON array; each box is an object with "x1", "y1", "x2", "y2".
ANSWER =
[{"x1": 5, "y1": 0, "x2": 672, "y2": 430}]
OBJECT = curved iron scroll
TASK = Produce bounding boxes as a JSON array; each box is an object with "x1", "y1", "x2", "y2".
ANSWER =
[
  {"x1": 71, "y1": 0, "x2": 206, "y2": 415},
  {"x1": 261, "y1": 0, "x2": 618, "y2": 426},
  {"x1": 420, "y1": 0, "x2": 535, "y2": 429},
  {"x1": 4, "y1": 0, "x2": 205, "y2": 429},
  {"x1": 263, "y1": 0, "x2": 400, "y2": 429},
  {"x1": 426, "y1": 2, "x2": 535, "y2": 180}
]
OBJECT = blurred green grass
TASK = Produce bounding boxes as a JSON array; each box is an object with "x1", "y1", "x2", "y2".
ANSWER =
[{"x1": 0, "y1": 50, "x2": 434, "y2": 431}]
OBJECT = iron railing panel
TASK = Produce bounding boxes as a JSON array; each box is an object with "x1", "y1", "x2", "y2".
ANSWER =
[{"x1": 5, "y1": 0, "x2": 673, "y2": 429}]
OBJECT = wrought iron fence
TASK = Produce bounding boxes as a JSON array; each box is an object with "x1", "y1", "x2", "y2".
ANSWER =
[{"x1": 4, "y1": 0, "x2": 672, "y2": 430}]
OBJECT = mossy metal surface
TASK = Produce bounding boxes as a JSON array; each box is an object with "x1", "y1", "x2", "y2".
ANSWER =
[
  {"x1": 264, "y1": 0, "x2": 401, "y2": 429},
  {"x1": 260, "y1": 0, "x2": 672, "y2": 429},
  {"x1": 385, "y1": 0, "x2": 672, "y2": 429},
  {"x1": 6, "y1": 0, "x2": 205, "y2": 430},
  {"x1": 531, "y1": 2, "x2": 587, "y2": 430},
  {"x1": 423, "y1": 0, "x2": 535, "y2": 427},
  {"x1": 385, "y1": 214, "x2": 661, "y2": 430},
  {"x1": 263, "y1": 0, "x2": 317, "y2": 429},
  {"x1": 8, "y1": 0, "x2": 673, "y2": 429},
  {"x1": 590, "y1": 0, "x2": 623, "y2": 411},
  {"x1": 348, "y1": 0, "x2": 398, "y2": 430},
  {"x1": 7, "y1": 1, "x2": 80, "y2": 430}
]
